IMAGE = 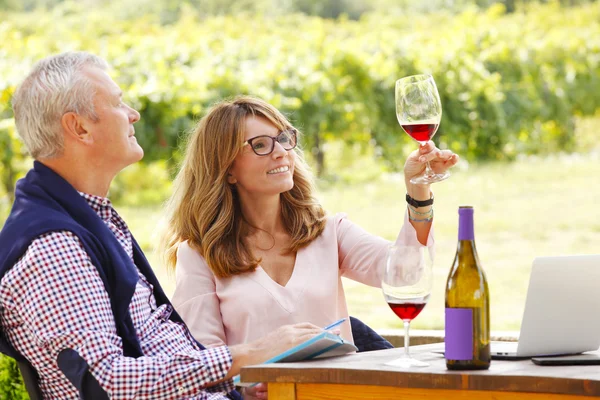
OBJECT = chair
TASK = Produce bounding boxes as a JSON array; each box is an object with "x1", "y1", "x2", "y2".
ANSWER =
[
  {"x1": 1, "y1": 329, "x2": 44, "y2": 400},
  {"x1": 1, "y1": 329, "x2": 109, "y2": 400},
  {"x1": 349, "y1": 316, "x2": 394, "y2": 352},
  {"x1": 12, "y1": 355, "x2": 110, "y2": 400},
  {"x1": 17, "y1": 361, "x2": 43, "y2": 400}
]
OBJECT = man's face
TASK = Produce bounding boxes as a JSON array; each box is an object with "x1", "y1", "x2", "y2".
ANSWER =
[{"x1": 81, "y1": 66, "x2": 143, "y2": 170}]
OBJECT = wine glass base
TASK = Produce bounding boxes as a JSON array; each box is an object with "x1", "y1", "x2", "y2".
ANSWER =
[
  {"x1": 410, "y1": 171, "x2": 450, "y2": 185},
  {"x1": 385, "y1": 357, "x2": 429, "y2": 368}
]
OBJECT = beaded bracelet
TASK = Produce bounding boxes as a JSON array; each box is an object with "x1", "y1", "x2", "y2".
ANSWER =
[
  {"x1": 408, "y1": 205, "x2": 434, "y2": 222},
  {"x1": 408, "y1": 204, "x2": 433, "y2": 216},
  {"x1": 409, "y1": 213, "x2": 434, "y2": 222}
]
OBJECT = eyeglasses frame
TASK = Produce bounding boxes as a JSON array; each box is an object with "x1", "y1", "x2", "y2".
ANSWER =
[{"x1": 243, "y1": 128, "x2": 298, "y2": 156}]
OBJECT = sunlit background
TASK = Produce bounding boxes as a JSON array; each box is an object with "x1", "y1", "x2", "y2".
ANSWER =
[{"x1": 1, "y1": 0, "x2": 599, "y2": 394}]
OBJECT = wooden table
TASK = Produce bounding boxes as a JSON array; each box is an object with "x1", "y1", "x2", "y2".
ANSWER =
[{"x1": 240, "y1": 343, "x2": 600, "y2": 399}]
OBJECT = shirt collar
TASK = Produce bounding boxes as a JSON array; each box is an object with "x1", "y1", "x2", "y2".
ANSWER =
[{"x1": 78, "y1": 191, "x2": 113, "y2": 222}]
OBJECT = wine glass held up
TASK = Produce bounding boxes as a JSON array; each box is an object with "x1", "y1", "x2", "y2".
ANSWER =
[
  {"x1": 382, "y1": 245, "x2": 434, "y2": 368},
  {"x1": 396, "y1": 74, "x2": 449, "y2": 185}
]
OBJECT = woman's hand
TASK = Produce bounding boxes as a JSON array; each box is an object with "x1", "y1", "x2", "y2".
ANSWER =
[
  {"x1": 243, "y1": 383, "x2": 268, "y2": 400},
  {"x1": 228, "y1": 322, "x2": 323, "y2": 379},
  {"x1": 404, "y1": 141, "x2": 459, "y2": 195}
]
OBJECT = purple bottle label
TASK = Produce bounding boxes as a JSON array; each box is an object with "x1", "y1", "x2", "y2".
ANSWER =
[
  {"x1": 445, "y1": 308, "x2": 473, "y2": 360},
  {"x1": 458, "y1": 207, "x2": 474, "y2": 241}
]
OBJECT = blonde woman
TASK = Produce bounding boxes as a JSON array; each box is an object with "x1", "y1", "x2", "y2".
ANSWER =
[{"x1": 162, "y1": 96, "x2": 458, "y2": 396}]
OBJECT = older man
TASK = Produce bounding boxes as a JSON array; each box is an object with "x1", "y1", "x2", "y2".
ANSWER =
[{"x1": 0, "y1": 52, "x2": 321, "y2": 399}]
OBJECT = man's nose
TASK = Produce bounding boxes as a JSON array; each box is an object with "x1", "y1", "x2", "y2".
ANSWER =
[{"x1": 129, "y1": 105, "x2": 141, "y2": 124}]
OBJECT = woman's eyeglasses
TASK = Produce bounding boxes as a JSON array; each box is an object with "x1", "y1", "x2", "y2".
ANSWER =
[{"x1": 243, "y1": 128, "x2": 298, "y2": 156}]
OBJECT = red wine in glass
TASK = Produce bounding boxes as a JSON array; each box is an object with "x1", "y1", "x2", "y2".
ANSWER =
[
  {"x1": 396, "y1": 74, "x2": 449, "y2": 184},
  {"x1": 401, "y1": 123, "x2": 439, "y2": 144},
  {"x1": 382, "y1": 245, "x2": 433, "y2": 368},
  {"x1": 387, "y1": 295, "x2": 429, "y2": 321}
]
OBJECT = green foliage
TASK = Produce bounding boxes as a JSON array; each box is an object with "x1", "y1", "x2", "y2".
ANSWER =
[
  {"x1": 2, "y1": 0, "x2": 596, "y2": 16},
  {"x1": 291, "y1": 0, "x2": 372, "y2": 19},
  {"x1": 0, "y1": 118, "x2": 28, "y2": 205},
  {"x1": 0, "y1": 355, "x2": 28, "y2": 400},
  {"x1": 0, "y1": 1, "x2": 598, "y2": 190},
  {"x1": 1, "y1": 1, "x2": 597, "y2": 181},
  {"x1": 110, "y1": 161, "x2": 174, "y2": 206}
]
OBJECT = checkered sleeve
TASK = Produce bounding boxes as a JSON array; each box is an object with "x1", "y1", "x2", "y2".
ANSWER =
[{"x1": 4, "y1": 231, "x2": 233, "y2": 399}]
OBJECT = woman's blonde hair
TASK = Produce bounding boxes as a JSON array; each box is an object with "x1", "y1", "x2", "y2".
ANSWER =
[{"x1": 161, "y1": 96, "x2": 326, "y2": 278}]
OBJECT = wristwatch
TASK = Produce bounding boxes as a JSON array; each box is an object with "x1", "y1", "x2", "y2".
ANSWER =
[{"x1": 406, "y1": 192, "x2": 434, "y2": 208}]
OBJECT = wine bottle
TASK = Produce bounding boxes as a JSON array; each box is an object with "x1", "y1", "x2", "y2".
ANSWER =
[{"x1": 445, "y1": 206, "x2": 490, "y2": 370}]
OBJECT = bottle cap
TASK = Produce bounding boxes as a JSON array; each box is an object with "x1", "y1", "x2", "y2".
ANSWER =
[{"x1": 458, "y1": 206, "x2": 474, "y2": 215}]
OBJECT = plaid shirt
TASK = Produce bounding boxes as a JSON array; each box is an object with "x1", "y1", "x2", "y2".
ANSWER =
[{"x1": 0, "y1": 193, "x2": 234, "y2": 399}]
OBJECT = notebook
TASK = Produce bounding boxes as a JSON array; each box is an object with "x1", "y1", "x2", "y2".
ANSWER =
[
  {"x1": 234, "y1": 331, "x2": 357, "y2": 385},
  {"x1": 491, "y1": 254, "x2": 600, "y2": 359}
]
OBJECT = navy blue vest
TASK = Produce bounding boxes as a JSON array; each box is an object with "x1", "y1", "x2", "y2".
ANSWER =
[{"x1": 0, "y1": 162, "x2": 241, "y2": 399}]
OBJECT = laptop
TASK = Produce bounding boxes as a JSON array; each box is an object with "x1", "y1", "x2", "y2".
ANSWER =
[{"x1": 491, "y1": 254, "x2": 600, "y2": 360}]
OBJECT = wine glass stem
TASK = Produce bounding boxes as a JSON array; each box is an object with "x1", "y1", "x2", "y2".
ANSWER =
[
  {"x1": 403, "y1": 320, "x2": 411, "y2": 358},
  {"x1": 424, "y1": 161, "x2": 435, "y2": 178}
]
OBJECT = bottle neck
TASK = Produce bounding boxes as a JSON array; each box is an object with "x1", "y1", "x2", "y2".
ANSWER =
[
  {"x1": 457, "y1": 238, "x2": 476, "y2": 255},
  {"x1": 458, "y1": 211, "x2": 474, "y2": 241}
]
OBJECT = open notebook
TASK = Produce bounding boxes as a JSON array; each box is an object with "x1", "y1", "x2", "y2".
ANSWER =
[{"x1": 234, "y1": 331, "x2": 357, "y2": 385}]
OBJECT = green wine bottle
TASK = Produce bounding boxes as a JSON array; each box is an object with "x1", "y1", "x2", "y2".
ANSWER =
[{"x1": 445, "y1": 206, "x2": 491, "y2": 370}]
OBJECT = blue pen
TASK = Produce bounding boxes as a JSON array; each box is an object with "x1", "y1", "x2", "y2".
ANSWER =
[{"x1": 323, "y1": 318, "x2": 346, "y2": 331}]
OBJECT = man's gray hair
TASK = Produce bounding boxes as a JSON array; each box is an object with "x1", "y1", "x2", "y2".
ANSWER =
[{"x1": 11, "y1": 51, "x2": 109, "y2": 159}]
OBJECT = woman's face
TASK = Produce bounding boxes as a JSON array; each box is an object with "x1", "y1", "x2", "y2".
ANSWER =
[{"x1": 227, "y1": 115, "x2": 296, "y2": 200}]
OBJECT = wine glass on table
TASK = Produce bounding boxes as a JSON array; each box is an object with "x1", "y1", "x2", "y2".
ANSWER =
[
  {"x1": 382, "y1": 245, "x2": 434, "y2": 367},
  {"x1": 396, "y1": 74, "x2": 449, "y2": 184}
]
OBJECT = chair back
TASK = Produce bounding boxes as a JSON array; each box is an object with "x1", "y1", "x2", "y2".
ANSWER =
[
  {"x1": 17, "y1": 361, "x2": 43, "y2": 400},
  {"x1": 1, "y1": 327, "x2": 43, "y2": 400},
  {"x1": 350, "y1": 316, "x2": 394, "y2": 352}
]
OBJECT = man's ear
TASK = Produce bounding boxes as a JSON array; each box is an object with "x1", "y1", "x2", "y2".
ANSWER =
[
  {"x1": 227, "y1": 173, "x2": 237, "y2": 185},
  {"x1": 61, "y1": 112, "x2": 92, "y2": 143}
]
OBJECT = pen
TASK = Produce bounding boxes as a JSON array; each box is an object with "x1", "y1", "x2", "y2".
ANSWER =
[{"x1": 323, "y1": 318, "x2": 347, "y2": 331}]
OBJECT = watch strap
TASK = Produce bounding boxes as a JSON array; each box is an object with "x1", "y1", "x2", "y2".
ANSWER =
[{"x1": 406, "y1": 192, "x2": 434, "y2": 208}]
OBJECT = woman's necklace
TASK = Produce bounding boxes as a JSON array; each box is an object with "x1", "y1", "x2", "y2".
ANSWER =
[{"x1": 244, "y1": 218, "x2": 276, "y2": 251}]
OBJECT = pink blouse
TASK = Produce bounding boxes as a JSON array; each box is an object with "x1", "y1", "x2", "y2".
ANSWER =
[{"x1": 171, "y1": 212, "x2": 433, "y2": 347}]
